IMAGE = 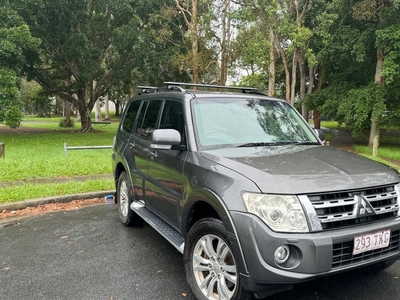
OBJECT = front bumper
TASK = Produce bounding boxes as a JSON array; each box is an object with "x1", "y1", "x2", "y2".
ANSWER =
[{"x1": 231, "y1": 211, "x2": 400, "y2": 289}]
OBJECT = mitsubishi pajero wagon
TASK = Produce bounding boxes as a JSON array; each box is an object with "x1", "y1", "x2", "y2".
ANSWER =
[{"x1": 111, "y1": 82, "x2": 400, "y2": 300}]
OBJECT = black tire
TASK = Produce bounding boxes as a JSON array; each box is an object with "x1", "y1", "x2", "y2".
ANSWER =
[
  {"x1": 116, "y1": 171, "x2": 142, "y2": 226},
  {"x1": 184, "y1": 218, "x2": 253, "y2": 300}
]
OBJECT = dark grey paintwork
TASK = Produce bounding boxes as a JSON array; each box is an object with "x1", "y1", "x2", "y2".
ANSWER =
[
  {"x1": 112, "y1": 86, "x2": 400, "y2": 298},
  {"x1": 201, "y1": 145, "x2": 400, "y2": 194}
]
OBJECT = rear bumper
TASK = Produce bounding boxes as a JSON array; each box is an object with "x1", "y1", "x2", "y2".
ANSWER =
[{"x1": 231, "y1": 212, "x2": 400, "y2": 291}]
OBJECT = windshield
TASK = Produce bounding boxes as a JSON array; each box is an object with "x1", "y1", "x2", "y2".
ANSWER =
[{"x1": 192, "y1": 97, "x2": 319, "y2": 150}]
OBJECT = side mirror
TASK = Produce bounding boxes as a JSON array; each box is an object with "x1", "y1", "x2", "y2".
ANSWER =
[
  {"x1": 314, "y1": 129, "x2": 325, "y2": 142},
  {"x1": 150, "y1": 129, "x2": 182, "y2": 150}
]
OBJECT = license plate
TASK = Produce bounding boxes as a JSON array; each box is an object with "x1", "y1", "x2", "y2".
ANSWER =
[{"x1": 353, "y1": 229, "x2": 391, "y2": 255}]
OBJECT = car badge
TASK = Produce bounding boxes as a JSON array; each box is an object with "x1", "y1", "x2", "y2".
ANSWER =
[{"x1": 354, "y1": 194, "x2": 375, "y2": 217}]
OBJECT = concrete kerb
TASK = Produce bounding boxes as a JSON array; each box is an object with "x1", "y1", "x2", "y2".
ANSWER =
[{"x1": 0, "y1": 190, "x2": 115, "y2": 213}]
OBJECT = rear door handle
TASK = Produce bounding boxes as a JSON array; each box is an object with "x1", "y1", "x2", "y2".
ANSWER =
[
  {"x1": 149, "y1": 150, "x2": 158, "y2": 159},
  {"x1": 129, "y1": 142, "x2": 135, "y2": 149}
]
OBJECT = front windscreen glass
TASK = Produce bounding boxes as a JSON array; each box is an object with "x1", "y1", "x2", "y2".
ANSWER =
[{"x1": 191, "y1": 97, "x2": 318, "y2": 150}]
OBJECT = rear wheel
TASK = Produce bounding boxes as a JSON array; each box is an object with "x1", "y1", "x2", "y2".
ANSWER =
[
  {"x1": 117, "y1": 171, "x2": 142, "y2": 226},
  {"x1": 184, "y1": 218, "x2": 253, "y2": 300}
]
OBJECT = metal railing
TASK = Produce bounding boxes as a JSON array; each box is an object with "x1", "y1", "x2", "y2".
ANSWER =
[{"x1": 63, "y1": 142, "x2": 112, "y2": 156}]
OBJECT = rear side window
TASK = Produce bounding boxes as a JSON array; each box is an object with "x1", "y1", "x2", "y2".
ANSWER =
[
  {"x1": 122, "y1": 100, "x2": 141, "y2": 133},
  {"x1": 135, "y1": 100, "x2": 163, "y2": 139}
]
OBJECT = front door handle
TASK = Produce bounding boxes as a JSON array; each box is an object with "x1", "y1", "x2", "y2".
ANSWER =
[{"x1": 129, "y1": 142, "x2": 135, "y2": 149}]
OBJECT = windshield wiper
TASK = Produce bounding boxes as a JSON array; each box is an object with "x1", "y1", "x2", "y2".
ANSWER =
[
  {"x1": 237, "y1": 141, "x2": 320, "y2": 147},
  {"x1": 237, "y1": 142, "x2": 295, "y2": 147},
  {"x1": 294, "y1": 141, "x2": 321, "y2": 145}
]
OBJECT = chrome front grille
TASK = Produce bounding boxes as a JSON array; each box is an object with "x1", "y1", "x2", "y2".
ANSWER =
[
  {"x1": 332, "y1": 230, "x2": 400, "y2": 269},
  {"x1": 307, "y1": 185, "x2": 399, "y2": 230}
]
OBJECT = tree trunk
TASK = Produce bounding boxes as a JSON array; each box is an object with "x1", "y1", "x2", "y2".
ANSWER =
[
  {"x1": 220, "y1": 0, "x2": 230, "y2": 86},
  {"x1": 0, "y1": 142, "x2": 4, "y2": 158},
  {"x1": 268, "y1": 27, "x2": 275, "y2": 96},
  {"x1": 313, "y1": 109, "x2": 321, "y2": 129},
  {"x1": 307, "y1": 67, "x2": 315, "y2": 95},
  {"x1": 115, "y1": 102, "x2": 120, "y2": 116},
  {"x1": 313, "y1": 66, "x2": 324, "y2": 129},
  {"x1": 95, "y1": 99, "x2": 102, "y2": 122},
  {"x1": 290, "y1": 49, "x2": 298, "y2": 105},
  {"x1": 174, "y1": 0, "x2": 199, "y2": 84},
  {"x1": 275, "y1": 32, "x2": 290, "y2": 101},
  {"x1": 76, "y1": 89, "x2": 94, "y2": 132},
  {"x1": 105, "y1": 93, "x2": 110, "y2": 120},
  {"x1": 298, "y1": 54, "x2": 307, "y2": 119},
  {"x1": 369, "y1": 117, "x2": 380, "y2": 148},
  {"x1": 65, "y1": 100, "x2": 72, "y2": 127},
  {"x1": 369, "y1": 47, "x2": 384, "y2": 151},
  {"x1": 305, "y1": 66, "x2": 315, "y2": 121},
  {"x1": 77, "y1": 105, "x2": 93, "y2": 132},
  {"x1": 191, "y1": 0, "x2": 199, "y2": 84}
]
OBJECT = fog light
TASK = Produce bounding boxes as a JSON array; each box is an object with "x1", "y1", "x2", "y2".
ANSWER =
[{"x1": 274, "y1": 245, "x2": 290, "y2": 264}]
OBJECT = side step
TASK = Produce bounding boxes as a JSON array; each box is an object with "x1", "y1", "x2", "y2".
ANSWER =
[{"x1": 130, "y1": 201, "x2": 185, "y2": 253}]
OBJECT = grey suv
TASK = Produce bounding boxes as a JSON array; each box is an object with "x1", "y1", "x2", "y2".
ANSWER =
[{"x1": 112, "y1": 82, "x2": 400, "y2": 300}]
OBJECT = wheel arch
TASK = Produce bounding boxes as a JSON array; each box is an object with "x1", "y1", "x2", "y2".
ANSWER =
[
  {"x1": 114, "y1": 161, "x2": 134, "y2": 204},
  {"x1": 182, "y1": 188, "x2": 249, "y2": 275}
]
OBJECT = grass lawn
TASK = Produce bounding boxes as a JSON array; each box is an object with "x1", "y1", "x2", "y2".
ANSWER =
[
  {"x1": 1, "y1": 116, "x2": 399, "y2": 204},
  {"x1": 0, "y1": 116, "x2": 119, "y2": 203}
]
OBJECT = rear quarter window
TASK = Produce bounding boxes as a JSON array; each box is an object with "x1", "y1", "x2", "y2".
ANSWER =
[
  {"x1": 135, "y1": 100, "x2": 163, "y2": 139},
  {"x1": 122, "y1": 100, "x2": 141, "y2": 133}
]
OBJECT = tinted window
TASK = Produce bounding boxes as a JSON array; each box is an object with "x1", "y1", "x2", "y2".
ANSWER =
[
  {"x1": 135, "y1": 100, "x2": 163, "y2": 139},
  {"x1": 160, "y1": 100, "x2": 185, "y2": 144},
  {"x1": 122, "y1": 100, "x2": 141, "y2": 133}
]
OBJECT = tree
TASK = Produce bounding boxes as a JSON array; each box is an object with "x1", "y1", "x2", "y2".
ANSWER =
[
  {"x1": 20, "y1": 79, "x2": 52, "y2": 117},
  {"x1": 234, "y1": 0, "x2": 276, "y2": 94},
  {"x1": 334, "y1": 0, "x2": 400, "y2": 151},
  {"x1": 108, "y1": 84, "x2": 129, "y2": 117},
  {"x1": 15, "y1": 0, "x2": 143, "y2": 132},
  {"x1": 0, "y1": 4, "x2": 40, "y2": 128},
  {"x1": 0, "y1": 69, "x2": 23, "y2": 128},
  {"x1": 175, "y1": 0, "x2": 201, "y2": 83}
]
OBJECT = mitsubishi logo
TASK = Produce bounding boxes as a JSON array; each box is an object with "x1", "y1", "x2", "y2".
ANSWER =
[{"x1": 354, "y1": 194, "x2": 376, "y2": 217}]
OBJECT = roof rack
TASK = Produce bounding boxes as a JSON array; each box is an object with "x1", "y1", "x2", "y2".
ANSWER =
[
  {"x1": 164, "y1": 82, "x2": 267, "y2": 95},
  {"x1": 136, "y1": 82, "x2": 268, "y2": 96},
  {"x1": 136, "y1": 86, "x2": 159, "y2": 95}
]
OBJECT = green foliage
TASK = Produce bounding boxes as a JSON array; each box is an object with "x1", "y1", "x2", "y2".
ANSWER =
[
  {"x1": 306, "y1": 82, "x2": 355, "y2": 121},
  {"x1": 376, "y1": 23, "x2": 400, "y2": 84},
  {"x1": 234, "y1": 26, "x2": 270, "y2": 72},
  {"x1": 4, "y1": 106, "x2": 23, "y2": 128},
  {"x1": 237, "y1": 73, "x2": 269, "y2": 91},
  {"x1": 0, "y1": 7, "x2": 40, "y2": 72},
  {"x1": 20, "y1": 80, "x2": 52, "y2": 117},
  {"x1": 0, "y1": 68, "x2": 23, "y2": 128},
  {"x1": 11, "y1": 0, "x2": 152, "y2": 130},
  {"x1": 337, "y1": 83, "x2": 386, "y2": 138}
]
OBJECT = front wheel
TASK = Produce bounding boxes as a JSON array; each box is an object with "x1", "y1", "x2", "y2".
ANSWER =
[
  {"x1": 116, "y1": 171, "x2": 142, "y2": 226},
  {"x1": 184, "y1": 218, "x2": 253, "y2": 300}
]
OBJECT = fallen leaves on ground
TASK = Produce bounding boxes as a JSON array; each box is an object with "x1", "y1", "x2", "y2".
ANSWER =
[{"x1": 0, "y1": 198, "x2": 104, "y2": 220}]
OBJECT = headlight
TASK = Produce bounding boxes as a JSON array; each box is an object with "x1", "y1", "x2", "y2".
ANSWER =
[{"x1": 242, "y1": 193, "x2": 309, "y2": 233}]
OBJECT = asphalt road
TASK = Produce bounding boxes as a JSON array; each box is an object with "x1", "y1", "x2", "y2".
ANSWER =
[{"x1": 1, "y1": 204, "x2": 400, "y2": 300}]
